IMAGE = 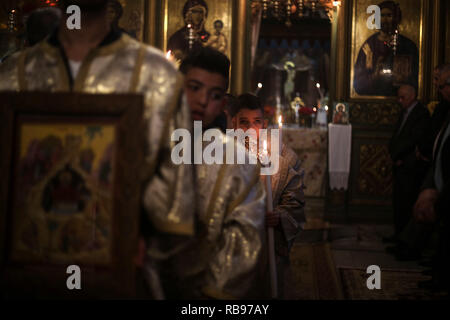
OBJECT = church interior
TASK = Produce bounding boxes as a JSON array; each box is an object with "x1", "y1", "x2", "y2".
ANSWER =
[{"x1": 0, "y1": 0, "x2": 450, "y2": 301}]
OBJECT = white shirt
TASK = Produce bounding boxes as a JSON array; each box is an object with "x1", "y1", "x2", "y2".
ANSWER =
[
  {"x1": 69, "y1": 60, "x2": 82, "y2": 79},
  {"x1": 397, "y1": 101, "x2": 418, "y2": 134}
]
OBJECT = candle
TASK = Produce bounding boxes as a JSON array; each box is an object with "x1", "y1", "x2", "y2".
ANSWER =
[
  {"x1": 278, "y1": 115, "x2": 283, "y2": 154},
  {"x1": 265, "y1": 175, "x2": 273, "y2": 213},
  {"x1": 255, "y1": 82, "x2": 263, "y2": 95},
  {"x1": 316, "y1": 83, "x2": 324, "y2": 101},
  {"x1": 262, "y1": 140, "x2": 277, "y2": 299},
  {"x1": 165, "y1": 50, "x2": 175, "y2": 62}
]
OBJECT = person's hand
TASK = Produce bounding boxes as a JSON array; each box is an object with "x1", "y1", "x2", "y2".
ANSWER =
[
  {"x1": 414, "y1": 189, "x2": 438, "y2": 223},
  {"x1": 266, "y1": 211, "x2": 280, "y2": 227},
  {"x1": 134, "y1": 237, "x2": 146, "y2": 267},
  {"x1": 415, "y1": 146, "x2": 430, "y2": 162}
]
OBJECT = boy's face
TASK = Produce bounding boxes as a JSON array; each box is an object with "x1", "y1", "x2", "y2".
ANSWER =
[
  {"x1": 233, "y1": 108, "x2": 267, "y2": 138},
  {"x1": 184, "y1": 67, "x2": 227, "y2": 127}
]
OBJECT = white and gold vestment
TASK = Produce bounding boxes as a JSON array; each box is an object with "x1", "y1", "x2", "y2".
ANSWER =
[{"x1": 0, "y1": 32, "x2": 195, "y2": 298}]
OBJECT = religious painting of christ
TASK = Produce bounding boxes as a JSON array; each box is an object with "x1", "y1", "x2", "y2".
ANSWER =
[
  {"x1": 351, "y1": 0, "x2": 424, "y2": 98},
  {"x1": 164, "y1": 0, "x2": 232, "y2": 61}
]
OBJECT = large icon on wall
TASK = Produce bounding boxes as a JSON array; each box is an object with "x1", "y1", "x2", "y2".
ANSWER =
[
  {"x1": 107, "y1": 0, "x2": 145, "y2": 41},
  {"x1": 164, "y1": 0, "x2": 232, "y2": 61},
  {"x1": 350, "y1": 0, "x2": 425, "y2": 99}
]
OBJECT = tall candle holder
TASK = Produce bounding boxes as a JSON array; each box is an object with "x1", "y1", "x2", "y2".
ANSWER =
[
  {"x1": 259, "y1": 140, "x2": 278, "y2": 299},
  {"x1": 8, "y1": 9, "x2": 17, "y2": 33},
  {"x1": 278, "y1": 115, "x2": 283, "y2": 150},
  {"x1": 187, "y1": 23, "x2": 194, "y2": 50}
]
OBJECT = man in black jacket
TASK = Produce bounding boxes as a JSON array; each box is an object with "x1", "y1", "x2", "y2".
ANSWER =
[
  {"x1": 420, "y1": 65, "x2": 450, "y2": 160},
  {"x1": 388, "y1": 84, "x2": 431, "y2": 242},
  {"x1": 414, "y1": 70, "x2": 450, "y2": 291},
  {"x1": 394, "y1": 65, "x2": 450, "y2": 262}
]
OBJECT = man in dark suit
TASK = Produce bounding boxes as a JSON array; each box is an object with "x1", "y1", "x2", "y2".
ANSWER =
[
  {"x1": 414, "y1": 70, "x2": 450, "y2": 292},
  {"x1": 387, "y1": 84, "x2": 431, "y2": 244},
  {"x1": 420, "y1": 65, "x2": 450, "y2": 160},
  {"x1": 393, "y1": 65, "x2": 450, "y2": 263}
]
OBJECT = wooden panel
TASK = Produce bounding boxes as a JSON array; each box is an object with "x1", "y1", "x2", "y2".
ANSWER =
[
  {"x1": 350, "y1": 132, "x2": 394, "y2": 207},
  {"x1": 446, "y1": 0, "x2": 450, "y2": 63},
  {"x1": 349, "y1": 101, "x2": 401, "y2": 129}
]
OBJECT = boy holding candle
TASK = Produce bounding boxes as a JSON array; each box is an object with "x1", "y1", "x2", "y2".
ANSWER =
[
  {"x1": 231, "y1": 93, "x2": 306, "y2": 298},
  {"x1": 163, "y1": 47, "x2": 267, "y2": 299}
]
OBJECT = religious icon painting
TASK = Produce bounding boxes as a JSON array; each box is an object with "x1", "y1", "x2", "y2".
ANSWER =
[
  {"x1": 108, "y1": 0, "x2": 145, "y2": 41},
  {"x1": 349, "y1": 0, "x2": 427, "y2": 99},
  {"x1": 160, "y1": 0, "x2": 233, "y2": 61},
  {"x1": 332, "y1": 102, "x2": 350, "y2": 125},
  {"x1": 10, "y1": 123, "x2": 116, "y2": 266},
  {"x1": 0, "y1": 92, "x2": 144, "y2": 298}
]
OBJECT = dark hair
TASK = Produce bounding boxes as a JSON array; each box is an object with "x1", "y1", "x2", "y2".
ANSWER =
[
  {"x1": 224, "y1": 93, "x2": 238, "y2": 116},
  {"x1": 108, "y1": 0, "x2": 124, "y2": 21},
  {"x1": 232, "y1": 93, "x2": 264, "y2": 118},
  {"x1": 180, "y1": 46, "x2": 230, "y2": 89},
  {"x1": 183, "y1": 0, "x2": 208, "y2": 18},
  {"x1": 214, "y1": 20, "x2": 223, "y2": 28},
  {"x1": 378, "y1": 1, "x2": 402, "y2": 26},
  {"x1": 26, "y1": 8, "x2": 61, "y2": 46}
]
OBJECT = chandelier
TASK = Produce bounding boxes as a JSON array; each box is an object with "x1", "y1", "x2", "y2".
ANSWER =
[
  {"x1": 251, "y1": 0, "x2": 341, "y2": 26},
  {"x1": 0, "y1": 0, "x2": 61, "y2": 33}
]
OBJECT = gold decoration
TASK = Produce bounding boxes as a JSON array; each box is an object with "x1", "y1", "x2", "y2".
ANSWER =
[
  {"x1": 252, "y1": 0, "x2": 338, "y2": 22},
  {"x1": 349, "y1": 102, "x2": 401, "y2": 126},
  {"x1": 357, "y1": 144, "x2": 393, "y2": 196}
]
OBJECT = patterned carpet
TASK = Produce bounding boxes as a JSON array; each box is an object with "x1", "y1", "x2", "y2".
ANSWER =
[
  {"x1": 287, "y1": 222, "x2": 450, "y2": 300},
  {"x1": 339, "y1": 267, "x2": 449, "y2": 300},
  {"x1": 285, "y1": 243, "x2": 343, "y2": 300}
]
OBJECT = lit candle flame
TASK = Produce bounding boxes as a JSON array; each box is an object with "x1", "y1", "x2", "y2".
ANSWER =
[
  {"x1": 278, "y1": 115, "x2": 282, "y2": 126},
  {"x1": 258, "y1": 83, "x2": 263, "y2": 89},
  {"x1": 166, "y1": 50, "x2": 172, "y2": 60},
  {"x1": 316, "y1": 83, "x2": 321, "y2": 88}
]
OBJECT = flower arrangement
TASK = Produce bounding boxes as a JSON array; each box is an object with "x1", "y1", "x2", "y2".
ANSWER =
[
  {"x1": 298, "y1": 106, "x2": 315, "y2": 128},
  {"x1": 299, "y1": 106, "x2": 315, "y2": 115}
]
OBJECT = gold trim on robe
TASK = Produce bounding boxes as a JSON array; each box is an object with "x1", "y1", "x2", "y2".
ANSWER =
[{"x1": 168, "y1": 140, "x2": 267, "y2": 299}]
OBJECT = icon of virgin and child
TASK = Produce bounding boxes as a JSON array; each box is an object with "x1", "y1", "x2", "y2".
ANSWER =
[{"x1": 168, "y1": 0, "x2": 228, "y2": 61}]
